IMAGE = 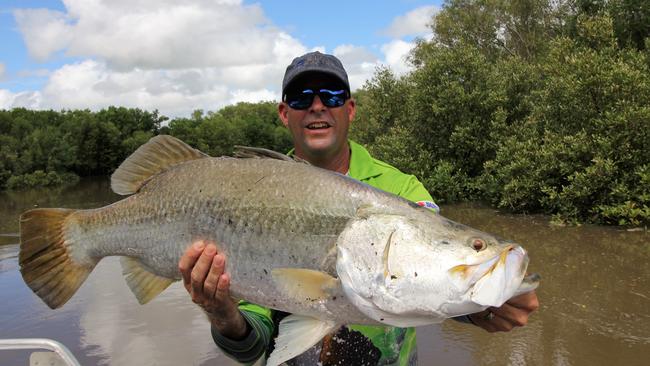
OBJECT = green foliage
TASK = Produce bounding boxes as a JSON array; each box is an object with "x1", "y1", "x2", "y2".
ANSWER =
[
  {"x1": 421, "y1": 160, "x2": 469, "y2": 204},
  {"x1": 483, "y1": 23, "x2": 649, "y2": 224},
  {"x1": 433, "y1": 0, "x2": 567, "y2": 61},
  {"x1": 7, "y1": 170, "x2": 79, "y2": 189},
  {"x1": 353, "y1": 0, "x2": 650, "y2": 226},
  {"x1": 569, "y1": 0, "x2": 650, "y2": 50},
  {"x1": 1, "y1": 103, "x2": 290, "y2": 191},
  {"x1": 4, "y1": 0, "x2": 649, "y2": 227},
  {"x1": 351, "y1": 67, "x2": 410, "y2": 145},
  {"x1": 166, "y1": 102, "x2": 292, "y2": 156}
]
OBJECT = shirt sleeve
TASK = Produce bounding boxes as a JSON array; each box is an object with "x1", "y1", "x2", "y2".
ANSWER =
[
  {"x1": 211, "y1": 301, "x2": 274, "y2": 364},
  {"x1": 397, "y1": 174, "x2": 435, "y2": 203}
]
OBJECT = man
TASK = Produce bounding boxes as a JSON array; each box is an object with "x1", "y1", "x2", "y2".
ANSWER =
[{"x1": 178, "y1": 51, "x2": 539, "y2": 365}]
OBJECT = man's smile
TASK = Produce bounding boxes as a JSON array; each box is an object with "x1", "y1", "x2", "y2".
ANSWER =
[{"x1": 305, "y1": 121, "x2": 332, "y2": 130}]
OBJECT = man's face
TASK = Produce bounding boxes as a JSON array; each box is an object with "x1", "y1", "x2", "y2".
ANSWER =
[{"x1": 278, "y1": 74, "x2": 356, "y2": 160}]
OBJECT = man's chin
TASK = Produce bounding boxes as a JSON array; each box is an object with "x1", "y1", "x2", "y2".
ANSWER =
[
  {"x1": 299, "y1": 137, "x2": 342, "y2": 157},
  {"x1": 303, "y1": 136, "x2": 335, "y2": 150}
]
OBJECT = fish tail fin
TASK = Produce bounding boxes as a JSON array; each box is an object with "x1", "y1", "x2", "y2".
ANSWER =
[{"x1": 19, "y1": 208, "x2": 97, "y2": 309}]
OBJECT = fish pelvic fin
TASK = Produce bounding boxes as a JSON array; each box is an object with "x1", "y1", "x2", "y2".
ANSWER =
[
  {"x1": 266, "y1": 314, "x2": 338, "y2": 366},
  {"x1": 19, "y1": 208, "x2": 96, "y2": 309},
  {"x1": 121, "y1": 257, "x2": 175, "y2": 304},
  {"x1": 271, "y1": 268, "x2": 340, "y2": 302},
  {"x1": 111, "y1": 135, "x2": 208, "y2": 195}
]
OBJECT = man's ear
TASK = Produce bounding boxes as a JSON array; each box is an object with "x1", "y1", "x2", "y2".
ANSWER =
[
  {"x1": 347, "y1": 98, "x2": 356, "y2": 122},
  {"x1": 278, "y1": 102, "x2": 289, "y2": 127}
]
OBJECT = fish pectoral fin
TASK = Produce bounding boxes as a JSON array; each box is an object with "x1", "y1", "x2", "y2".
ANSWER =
[
  {"x1": 266, "y1": 314, "x2": 338, "y2": 366},
  {"x1": 111, "y1": 135, "x2": 208, "y2": 195},
  {"x1": 271, "y1": 268, "x2": 340, "y2": 302},
  {"x1": 121, "y1": 257, "x2": 175, "y2": 304},
  {"x1": 355, "y1": 203, "x2": 393, "y2": 219},
  {"x1": 513, "y1": 273, "x2": 541, "y2": 297}
]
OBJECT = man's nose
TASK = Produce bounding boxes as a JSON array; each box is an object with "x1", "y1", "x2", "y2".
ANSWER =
[{"x1": 308, "y1": 95, "x2": 326, "y2": 112}]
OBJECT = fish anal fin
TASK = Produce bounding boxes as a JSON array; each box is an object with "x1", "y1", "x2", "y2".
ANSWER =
[
  {"x1": 111, "y1": 135, "x2": 208, "y2": 195},
  {"x1": 266, "y1": 314, "x2": 338, "y2": 366},
  {"x1": 271, "y1": 268, "x2": 339, "y2": 302},
  {"x1": 121, "y1": 257, "x2": 174, "y2": 304}
]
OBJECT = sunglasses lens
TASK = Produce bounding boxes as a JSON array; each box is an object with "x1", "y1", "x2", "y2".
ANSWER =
[
  {"x1": 319, "y1": 89, "x2": 346, "y2": 108},
  {"x1": 285, "y1": 88, "x2": 347, "y2": 110},
  {"x1": 287, "y1": 89, "x2": 314, "y2": 110}
]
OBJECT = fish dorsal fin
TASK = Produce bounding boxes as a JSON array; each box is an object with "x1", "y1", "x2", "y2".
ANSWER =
[
  {"x1": 121, "y1": 257, "x2": 175, "y2": 304},
  {"x1": 266, "y1": 314, "x2": 338, "y2": 366},
  {"x1": 111, "y1": 135, "x2": 208, "y2": 195},
  {"x1": 234, "y1": 146, "x2": 310, "y2": 164},
  {"x1": 271, "y1": 268, "x2": 340, "y2": 302}
]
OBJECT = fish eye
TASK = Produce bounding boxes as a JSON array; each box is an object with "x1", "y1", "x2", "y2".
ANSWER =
[{"x1": 470, "y1": 238, "x2": 487, "y2": 252}]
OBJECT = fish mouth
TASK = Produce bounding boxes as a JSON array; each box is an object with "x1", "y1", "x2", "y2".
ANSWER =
[{"x1": 448, "y1": 245, "x2": 528, "y2": 306}]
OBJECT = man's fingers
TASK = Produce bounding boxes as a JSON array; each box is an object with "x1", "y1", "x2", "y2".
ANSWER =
[
  {"x1": 489, "y1": 303, "x2": 529, "y2": 327},
  {"x1": 506, "y1": 291, "x2": 539, "y2": 311},
  {"x1": 216, "y1": 273, "x2": 231, "y2": 300},
  {"x1": 203, "y1": 254, "x2": 226, "y2": 299},
  {"x1": 468, "y1": 292, "x2": 538, "y2": 333},
  {"x1": 470, "y1": 306, "x2": 528, "y2": 332},
  {"x1": 190, "y1": 243, "x2": 217, "y2": 297},
  {"x1": 179, "y1": 240, "x2": 206, "y2": 288},
  {"x1": 488, "y1": 313, "x2": 514, "y2": 332}
]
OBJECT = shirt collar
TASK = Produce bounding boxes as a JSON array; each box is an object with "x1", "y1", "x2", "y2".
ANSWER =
[{"x1": 286, "y1": 140, "x2": 382, "y2": 181}]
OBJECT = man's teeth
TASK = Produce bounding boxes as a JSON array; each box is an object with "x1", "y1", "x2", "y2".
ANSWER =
[{"x1": 307, "y1": 122, "x2": 329, "y2": 129}]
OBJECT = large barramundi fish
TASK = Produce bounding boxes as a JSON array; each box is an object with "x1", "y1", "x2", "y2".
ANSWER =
[{"x1": 19, "y1": 135, "x2": 539, "y2": 365}]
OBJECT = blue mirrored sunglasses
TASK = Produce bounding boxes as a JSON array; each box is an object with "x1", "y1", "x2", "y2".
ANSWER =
[{"x1": 284, "y1": 88, "x2": 348, "y2": 110}]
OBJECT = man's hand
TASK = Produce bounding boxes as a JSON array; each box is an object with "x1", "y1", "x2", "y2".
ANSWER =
[
  {"x1": 468, "y1": 291, "x2": 539, "y2": 332},
  {"x1": 178, "y1": 239, "x2": 249, "y2": 340}
]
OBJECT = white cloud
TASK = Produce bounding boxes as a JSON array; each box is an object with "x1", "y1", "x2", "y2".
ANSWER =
[
  {"x1": 13, "y1": 8, "x2": 74, "y2": 61},
  {"x1": 229, "y1": 89, "x2": 276, "y2": 105},
  {"x1": 333, "y1": 45, "x2": 380, "y2": 91},
  {"x1": 34, "y1": 60, "x2": 236, "y2": 117},
  {"x1": 381, "y1": 40, "x2": 417, "y2": 76},
  {"x1": 14, "y1": 0, "x2": 295, "y2": 71},
  {"x1": 7, "y1": 1, "x2": 435, "y2": 117},
  {"x1": 0, "y1": 63, "x2": 5, "y2": 80},
  {"x1": 0, "y1": 90, "x2": 14, "y2": 108},
  {"x1": 9, "y1": 0, "x2": 310, "y2": 116},
  {"x1": 333, "y1": 45, "x2": 378, "y2": 65},
  {"x1": 0, "y1": 89, "x2": 42, "y2": 109},
  {"x1": 382, "y1": 5, "x2": 438, "y2": 38}
]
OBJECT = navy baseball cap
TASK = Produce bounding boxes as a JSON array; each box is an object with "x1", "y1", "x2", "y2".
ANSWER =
[{"x1": 282, "y1": 51, "x2": 350, "y2": 96}]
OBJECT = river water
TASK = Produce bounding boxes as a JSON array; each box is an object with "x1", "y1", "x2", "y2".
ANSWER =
[{"x1": 0, "y1": 178, "x2": 648, "y2": 365}]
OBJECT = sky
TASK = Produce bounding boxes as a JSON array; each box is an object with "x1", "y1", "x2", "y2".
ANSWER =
[{"x1": 0, "y1": 0, "x2": 442, "y2": 118}]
